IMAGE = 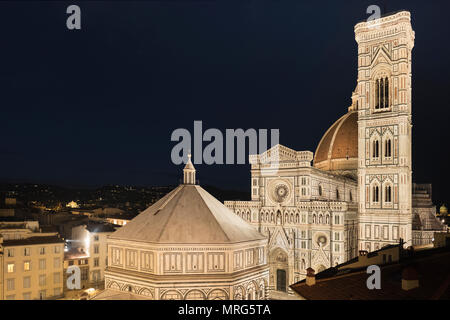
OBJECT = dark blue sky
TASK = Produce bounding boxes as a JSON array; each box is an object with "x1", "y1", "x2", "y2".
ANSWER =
[{"x1": 0, "y1": 1, "x2": 449, "y2": 204}]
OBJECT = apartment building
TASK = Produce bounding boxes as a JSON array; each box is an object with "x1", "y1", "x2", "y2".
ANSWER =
[
  {"x1": 71, "y1": 222, "x2": 117, "y2": 286},
  {"x1": 63, "y1": 248, "x2": 90, "y2": 293},
  {"x1": 0, "y1": 235, "x2": 65, "y2": 300}
]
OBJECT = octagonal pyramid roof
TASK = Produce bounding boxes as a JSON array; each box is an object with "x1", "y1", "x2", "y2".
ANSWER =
[{"x1": 110, "y1": 184, "x2": 265, "y2": 244}]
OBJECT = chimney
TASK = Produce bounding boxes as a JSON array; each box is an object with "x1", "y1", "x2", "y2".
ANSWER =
[
  {"x1": 402, "y1": 266, "x2": 419, "y2": 291},
  {"x1": 306, "y1": 267, "x2": 316, "y2": 286},
  {"x1": 358, "y1": 250, "x2": 369, "y2": 264}
]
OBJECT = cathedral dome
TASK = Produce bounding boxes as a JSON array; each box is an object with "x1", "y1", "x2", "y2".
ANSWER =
[{"x1": 313, "y1": 111, "x2": 358, "y2": 175}]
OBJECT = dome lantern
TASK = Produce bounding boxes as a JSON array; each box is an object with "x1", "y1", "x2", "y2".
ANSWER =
[{"x1": 183, "y1": 153, "x2": 196, "y2": 185}]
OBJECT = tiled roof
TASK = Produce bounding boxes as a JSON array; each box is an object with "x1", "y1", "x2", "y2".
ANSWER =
[
  {"x1": 64, "y1": 248, "x2": 89, "y2": 259},
  {"x1": 291, "y1": 248, "x2": 450, "y2": 300},
  {"x1": 86, "y1": 222, "x2": 116, "y2": 233},
  {"x1": 2, "y1": 236, "x2": 63, "y2": 247}
]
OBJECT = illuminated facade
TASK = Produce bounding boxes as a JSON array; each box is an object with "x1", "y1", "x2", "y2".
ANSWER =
[
  {"x1": 225, "y1": 11, "x2": 446, "y2": 297},
  {"x1": 0, "y1": 234, "x2": 64, "y2": 300},
  {"x1": 225, "y1": 146, "x2": 359, "y2": 296},
  {"x1": 354, "y1": 11, "x2": 415, "y2": 253},
  {"x1": 71, "y1": 223, "x2": 115, "y2": 285}
]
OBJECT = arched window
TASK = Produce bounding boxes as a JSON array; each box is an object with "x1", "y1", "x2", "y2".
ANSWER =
[
  {"x1": 375, "y1": 79, "x2": 379, "y2": 109},
  {"x1": 349, "y1": 191, "x2": 353, "y2": 202},
  {"x1": 385, "y1": 139, "x2": 392, "y2": 157},
  {"x1": 385, "y1": 185, "x2": 392, "y2": 202},
  {"x1": 385, "y1": 77, "x2": 389, "y2": 108},
  {"x1": 312, "y1": 214, "x2": 316, "y2": 224},
  {"x1": 319, "y1": 214, "x2": 323, "y2": 224},
  {"x1": 373, "y1": 140, "x2": 380, "y2": 158},
  {"x1": 318, "y1": 185, "x2": 323, "y2": 196},
  {"x1": 373, "y1": 185, "x2": 380, "y2": 203},
  {"x1": 336, "y1": 189, "x2": 340, "y2": 200},
  {"x1": 375, "y1": 76, "x2": 390, "y2": 109}
]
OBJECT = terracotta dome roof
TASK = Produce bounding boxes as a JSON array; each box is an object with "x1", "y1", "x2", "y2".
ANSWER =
[{"x1": 313, "y1": 111, "x2": 358, "y2": 173}]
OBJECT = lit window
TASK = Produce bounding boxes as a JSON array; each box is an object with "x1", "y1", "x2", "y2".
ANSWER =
[
  {"x1": 24, "y1": 261, "x2": 31, "y2": 271},
  {"x1": 7, "y1": 263, "x2": 15, "y2": 273}
]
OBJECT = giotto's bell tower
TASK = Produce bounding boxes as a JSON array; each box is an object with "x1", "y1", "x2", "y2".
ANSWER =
[{"x1": 354, "y1": 11, "x2": 415, "y2": 251}]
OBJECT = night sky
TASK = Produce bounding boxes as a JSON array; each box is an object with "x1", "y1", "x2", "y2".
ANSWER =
[{"x1": 0, "y1": 1, "x2": 449, "y2": 205}]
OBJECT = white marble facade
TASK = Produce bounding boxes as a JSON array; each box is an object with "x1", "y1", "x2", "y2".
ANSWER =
[
  {"x1": 225, "y1": 146, "x2": 359, "y2": 294},
  {"x1": 225, "y1": 11, "x2": 419, "y2": 296}
]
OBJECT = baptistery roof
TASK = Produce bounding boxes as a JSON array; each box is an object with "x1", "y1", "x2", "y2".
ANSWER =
[
  {"x1": 110, "y1": 183, "x2": 265, "y2": 245},
  {"x1": 313, "y1": 111, "x2": 358, "y2": 174}
]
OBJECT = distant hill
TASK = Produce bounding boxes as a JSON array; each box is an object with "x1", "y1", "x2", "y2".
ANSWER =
[{"x1": 202, "y1": 185, "x2": 250, "y2": 202}]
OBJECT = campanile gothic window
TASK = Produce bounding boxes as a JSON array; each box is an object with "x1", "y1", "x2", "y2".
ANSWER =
[
  {"x1": 385, "y1": 139, "x2": 392, "y2": 157},
  {"x1": 385, "y1": 185, "x2": 392, "y2": 202},
  {"x1": 375, "y1": 77, "x2": 390, "y2": 110},
  {"x1": 373, "y1": 185, "x2": 380, "y2": 203},
  {"x1": 373, "y1": 140, "x2": 380, "y2": 158}
]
